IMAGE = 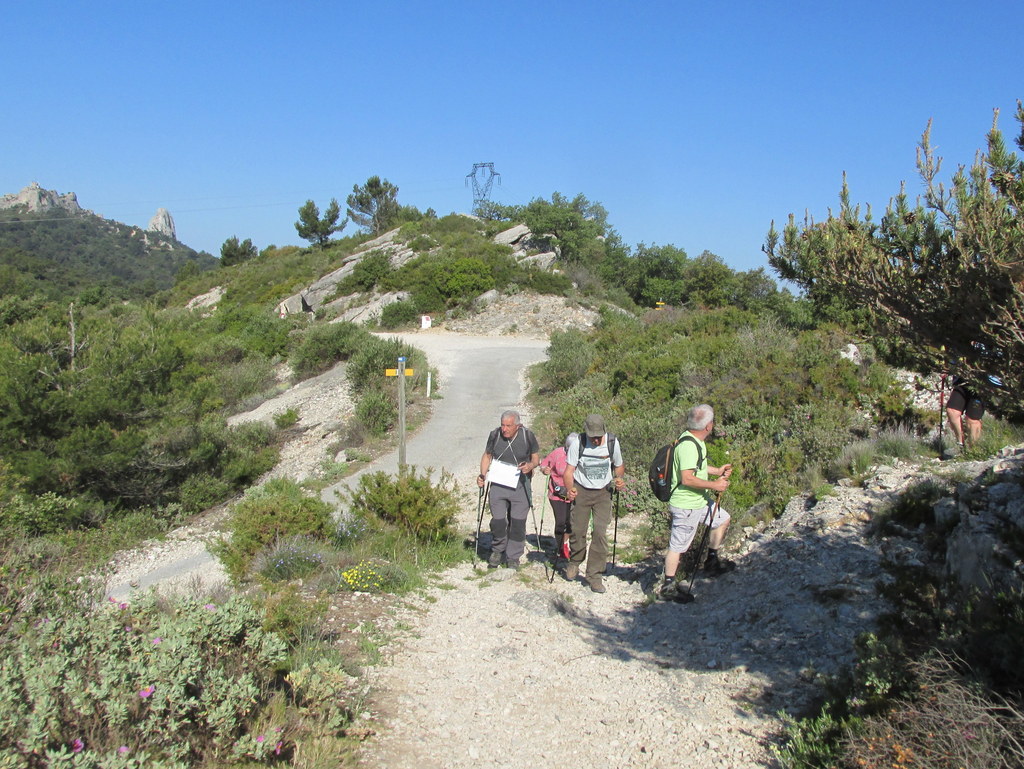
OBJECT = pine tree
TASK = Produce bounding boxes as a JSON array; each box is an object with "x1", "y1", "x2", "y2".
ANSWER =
[
  {"x1": 294, "y1": 199, "x2": 346, "y2": 248},
  {"x1": 765, "y1": 102, "x2": 1024, "y2": 415},
  {"x1": 347, "y1": 177, "x2": 400, "y2": 235}
]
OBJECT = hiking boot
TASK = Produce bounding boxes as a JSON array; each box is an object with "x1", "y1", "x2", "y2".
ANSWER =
[
  {"x1": 563, "y1": 562, "x2": 579, "y2": 581},
  {"x1": 487, "y1": 550, "x2": 503, "y2": 569},
  {"x1": 588, "y1": 577, "x2": 606, "y2": 594},
  {"x1": 505, "y1": 558, "x2": 520, "y2": 571},
  {"x1": 659, "y1": 579, "x2": 679, "y2": 600},
  {"x1": 703, "y1": 553, "x2": 736, "y2": 577}
]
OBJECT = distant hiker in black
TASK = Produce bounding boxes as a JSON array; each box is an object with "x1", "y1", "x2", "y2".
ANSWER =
[
  {"x1": 478, "y1": 410, "x2": 539, "y2": 570},
  {"x1": 946, "y1": 375, "x2": 984, "y2": 451}
]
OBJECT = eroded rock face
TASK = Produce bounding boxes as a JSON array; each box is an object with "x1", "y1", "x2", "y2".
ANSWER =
[
  {"x1": 943, "y1": 447, "x2": 1024, "y2": 591},
  {"x1": 0, "y1": 182, "x2": 83, "y2": 214},
  {"x1": 148, "y1": 207, "x2": 176, "y2": 239}
]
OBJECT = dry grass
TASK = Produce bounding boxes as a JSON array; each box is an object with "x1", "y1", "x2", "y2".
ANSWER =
[{"x1": 842, "y1": 656, "x2": 1024, "y2": 769}]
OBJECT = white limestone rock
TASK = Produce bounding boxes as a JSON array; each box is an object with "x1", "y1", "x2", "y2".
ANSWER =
[{"x1": 148, "y1": 207, "x2": 176, "y2": 239}]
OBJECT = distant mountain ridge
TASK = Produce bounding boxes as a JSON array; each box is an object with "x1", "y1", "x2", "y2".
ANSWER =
[{"x1": 0, "y1": 183, "x2": 217, "y2": 298}]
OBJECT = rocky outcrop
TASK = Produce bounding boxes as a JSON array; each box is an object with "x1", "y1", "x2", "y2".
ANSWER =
[
  {"x1": 276, "y1": 230, "x2": 419, "y2": 317},
  {"x1": 494, "y1": 222, "x2": 557, "y2": 266},
  {"x1": 186, "y1": 286, "x2": 224, "y2": 314},
  {"x1": 943, "y1": 446, "x2": 1024, "y2": 590},
  {"x1": 278, "y1": 222, "x2": 565, "y2": 320},
  {"x1": 811, "y1": 446, "x2": 1024, "y2": 595},
  {"x1": 0, "y1": 182, "x2": 84, "y2": 214},
  {"x1": 148, "y1": 208, "x2": 176, "y2": 239}
]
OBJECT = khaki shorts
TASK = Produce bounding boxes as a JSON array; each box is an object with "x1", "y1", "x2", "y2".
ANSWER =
[{"x1": 667, "y1": 502, "x2": 730, "y2": 553}]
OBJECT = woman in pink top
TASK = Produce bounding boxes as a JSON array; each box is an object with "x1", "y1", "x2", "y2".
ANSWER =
[{"x1": 539, "y1": 442, "x2": 572, "y2": 561}]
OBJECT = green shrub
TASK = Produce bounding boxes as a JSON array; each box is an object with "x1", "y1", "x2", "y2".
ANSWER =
[
  {"x1": 542, "y1": 328, "x2": 595, "y2": 391},
  {"x1": 874, "y1": 425, "x2": 921, "y2": 461},
  {"x1": 0, "y1": 491, "x2": 81, "y2": 536},
  {"x1": 379, "y1": 299, "x2": 420, "y2": 329},
  {"x1": 289, "y1": 321, "x2": 365, "y2": 379},
  {"x1": 176, "y1": 473, "x2": 232, "y2": 515},
  {"x1": 253, "y1": 535, "x2": 328, "y2": 582},
  {"x1": 219, "y1": 424, "x2": 278, "y2": 487},
  {"x1": 334, "y1": 559, "x2": 410, "y2": 593},
  {"x1": 830, "y1": 439, "x2": 877, "y2": 481},
  {"x1": 773, "y1": 704, "x2": 853, "y2": 769},
  {"x1": 355, "y1": 390, "x2": 397, "y2": 437},
  {"x1": 406, "y1": 234, "x2": 434, "y2": 252},
  {"x1": 337, "y1": 250, "x2": 392, "y2": 293},
  {"x1": 346, "y1": 336, "x2": 422, "y2": 392},
  {"x1": 525, "y1": 269, "x2": 572, "y2": 296},
  {"x1": 214, "y1": 356, "x2": 276, "y2": 408},
  {"x1": 260, "y1": 583, "x2": 328, "y2": 645},
  {"x1": 347, "y1": 468, "x2": 458, "y2": 541},
  {"x1": 212, "y1": 479, "x2": 335, "y2": 581},
  {"x1": 273, "y1": 408, "x2": 300, "y2": 429},
  {"x1": 0, "y1": 593, "x2": 290, "y2": 766}
]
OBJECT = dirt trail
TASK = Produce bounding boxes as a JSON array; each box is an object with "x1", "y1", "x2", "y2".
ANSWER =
[
  {"x1": 358, "y1": 330, "x2": 782, "y2": 769},
  {"x1": 104, "y1": 323, "x2": 903, "y2": 769}
]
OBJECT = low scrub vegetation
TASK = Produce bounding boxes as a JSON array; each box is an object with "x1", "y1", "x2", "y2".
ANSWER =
[
  {"x1": 536, "y1": 307, "x2": 920, "y2": 529},
  {"x1": 774, "y1": 476, "x2": 1024, "y2": 769},
  {"x1": 1, "y1": 464, "x2": 466, "y2": 768}
]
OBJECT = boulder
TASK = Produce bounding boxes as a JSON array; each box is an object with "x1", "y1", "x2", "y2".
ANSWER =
[
  {"x1": 493, "y1": 223, "x2": 531, "y2": 246},
  {"x1": 518, "y1": 252, "x2": 558, "y2": 270}
]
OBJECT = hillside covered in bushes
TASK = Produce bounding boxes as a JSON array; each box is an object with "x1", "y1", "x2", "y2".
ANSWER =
[{"x1": 0, "y1": 105, "x2": 1022, "y2": 767}]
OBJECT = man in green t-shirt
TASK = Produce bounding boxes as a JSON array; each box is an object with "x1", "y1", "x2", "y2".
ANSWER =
[{"x1": 661, "y1": 404, "x2": 735, "y2": 599}]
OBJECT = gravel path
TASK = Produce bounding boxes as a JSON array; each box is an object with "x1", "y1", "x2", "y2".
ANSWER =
[
  {"x1": 102, "y1": 317, "x2": 905, "y2": 769},
  {"x1": 358, "y1": 329, "x2": 783, "y2": 769}
]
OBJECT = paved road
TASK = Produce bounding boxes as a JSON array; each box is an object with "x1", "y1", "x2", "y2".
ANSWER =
[{"x1": 321, "y1": 331, "x2": 550, "y2": 528}]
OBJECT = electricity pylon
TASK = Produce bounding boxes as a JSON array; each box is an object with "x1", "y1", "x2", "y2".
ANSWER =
[{"x1": 465, "y1": 162, "x2": 501, "y2": 211}]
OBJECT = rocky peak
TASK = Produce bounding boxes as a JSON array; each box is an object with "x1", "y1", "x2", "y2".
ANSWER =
[
  {"x1": 148, "y1": 207, "x2": 176, "y2": 239},
  {"x1": 0, "y1": 182, "x2": 84, "y2": 214}
]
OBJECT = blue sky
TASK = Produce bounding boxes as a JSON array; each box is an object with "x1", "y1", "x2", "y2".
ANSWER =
[{"x1": 3, "y1": 1, "x2": 1021, "y2": 272}]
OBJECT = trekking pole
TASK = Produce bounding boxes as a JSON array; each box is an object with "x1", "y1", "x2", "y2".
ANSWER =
[
  {"x1": 529, "y1": 500, "x2": 549, "y2": 581},
  {"x1": 537, "y1": 486, "x2": 546, "y2": 552},
  {"x1": 676, "y1": 492, "x2": 719, "y2": 604},
  {"x1": 609, "y1": 488, "x2": 621, "y2": 573},
  {"x1": 473, "y1": 483, "x2": 489, "y2": 570},
  {"x1": 938, "y1": 372, "x2": 947, "y2": 448}
]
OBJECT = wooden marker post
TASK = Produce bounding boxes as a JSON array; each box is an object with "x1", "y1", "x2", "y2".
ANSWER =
[{"x1": 385, "y1": 355, "x2": 414, "y2": 467}]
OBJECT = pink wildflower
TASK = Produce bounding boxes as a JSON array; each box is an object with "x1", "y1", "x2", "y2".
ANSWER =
[
  {"x1": 138, "y1": 685, "x2": 155, "y2": 699},
  {"x1": 274, "y1": 741, "x2": 284, "y2": 755},
  {"x1": 151, "y1": 637, "x2": 162, "y2": 645},
  {"x1": 256, "y1": 735, "x2": 265, "y2": 743},
  {"x1": 71, "y1": 739, "x2": 84, "y2": 753},
  {"x1": 118, "y1": 746, "x2": 130, "y2": 754}
]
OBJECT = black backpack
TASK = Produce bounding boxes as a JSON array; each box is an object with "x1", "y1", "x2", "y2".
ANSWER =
[{"x1": 648, "y1": 434, "x2": 702, "y2": 502}]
